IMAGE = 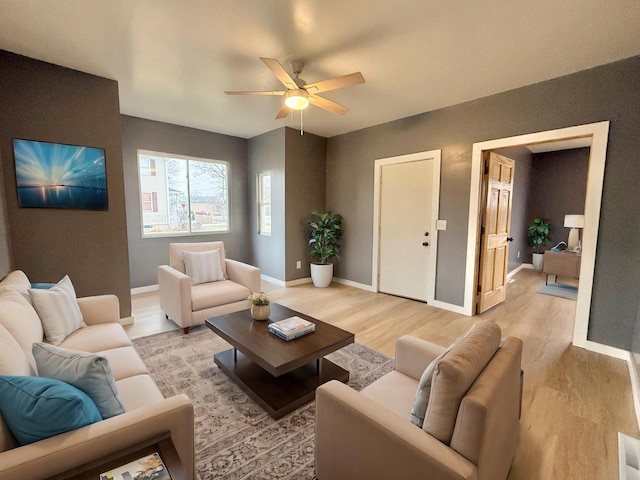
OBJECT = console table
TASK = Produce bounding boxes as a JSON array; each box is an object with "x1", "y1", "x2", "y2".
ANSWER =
[{"x1": 543, "y1": 250, "x2": 581, "y2": 284}]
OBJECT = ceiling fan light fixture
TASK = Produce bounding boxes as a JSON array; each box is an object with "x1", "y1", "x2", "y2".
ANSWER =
[{"x1": 284, "y1": 89, "x2": 309, "y2": 110}]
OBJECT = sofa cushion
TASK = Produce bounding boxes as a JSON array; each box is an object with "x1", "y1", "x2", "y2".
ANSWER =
[
  {"x1": 191, "y1": 280, "x2": 251, "y2": 311},
  {"x1": 29, "y1": 275, "x2": 85, "y2": 345},
  {"x1": 116, "y1": 374, "x2": 165, "y2": 411},
  {"x1": 96, "y1": 346, "x2": 148, "y2": 381},
  {"x1": 0, "y1": 324, "x2": 32, "y2": 376},
  {"x1": 33, "y1": 343, "x2": 125, "y2": 419},
  {"x1": 0, "y1": 288, "x2": 43, "y2": 373},
  {"x1": 361, "y1": 371, "x2": 419, "y2": 420},
  {"x1": 59, "y1": 322, "x2": 132, "y2": 352},
  {"x1": 183, "y1": 249, "x2": 225, "y2": 285},
  {"x1": 0, "y1": 375, "x2": 101, "y2": 445},
  {"x1": 0, "y1": 270, "x2": 31, "y2": 303},
  {"x1": 423, "y1": 320, "x2": 501, "y2": 444},
  {"x1": 169, "y1": 241, "x2": 228, "y2": 279}
]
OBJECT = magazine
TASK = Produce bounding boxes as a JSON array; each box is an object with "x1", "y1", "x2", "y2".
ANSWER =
[
  {"x1": 100, "y1": 452, "x2": 171, "y2": 480},
  {"x1": 268, "y1": 316, "x2": 315, "y2": 340}
]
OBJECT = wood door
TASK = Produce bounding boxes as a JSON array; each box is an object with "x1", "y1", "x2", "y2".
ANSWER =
[
  {"x1": 379, "y1": 159, "x2": 434, "y2": 302},
  {"x1": 477, "y1": 152, "x2": 515, "y2": 313}
]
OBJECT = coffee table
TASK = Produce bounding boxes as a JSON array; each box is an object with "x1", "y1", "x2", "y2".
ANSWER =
[{"x1": 205, "y1": 303, "x2": 354, "y2": 419}]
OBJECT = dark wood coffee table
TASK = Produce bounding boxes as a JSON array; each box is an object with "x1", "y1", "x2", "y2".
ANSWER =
[{"x1": 205, "y1": 303, "x2": 354, "y2": 419}]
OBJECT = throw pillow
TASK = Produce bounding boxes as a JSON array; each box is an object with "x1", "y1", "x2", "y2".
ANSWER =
[
  {"x1": 29, "y1": 275, "x2": 85, "y2": 345},
  {"x1": 0, "y1": 287, "x2": 43, "y2": 374},
  {"x1": 182, "y1": 249, "x2": 225, "y2": 285},
  {"x1": 410, "y1": 342, "x2": 456, "y2": 428},
  {"x1": 0, "y1": 324, "x2": 32, "y2": 376},
  {"x1": 0, "y1": 270, "x2": 31, "y2": 303},
  {"x1": 0, "y1": 375, "x2": 101, "y2": 445},
  {"x1": 33, "y1": 342, "x2": 125, "y2": 419}
]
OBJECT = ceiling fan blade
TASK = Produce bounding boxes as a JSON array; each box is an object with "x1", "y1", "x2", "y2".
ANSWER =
[
  {"x1": 304, "y1": 72, "x2": 365, "y2": 94},
  {"x1": 260, "y1": 57, "x2": 298, "y2": 90},
  {"x1": 224, "y1": 90, "x2": 285, "y2": 96},
  {"x1": 309, "y1": 95, "x2": 348, "y2": 115},
  {"x1": 275, "y1": 104, "x2": 291, "y2": 119}
]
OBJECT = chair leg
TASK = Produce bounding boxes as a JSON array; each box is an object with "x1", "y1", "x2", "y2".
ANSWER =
[{"x1": 183, "y1": 327, "x2": 190, "y2": 334}]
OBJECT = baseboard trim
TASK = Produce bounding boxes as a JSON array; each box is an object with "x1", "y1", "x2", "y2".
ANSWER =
[
  {"x1": 429, "y1": 300, "x2": 469, "y2": 315},
  {"x1": 120, "y1": 315, "x2": 135, "y2": 326},
  {"x1": 285, "y1": 277, "x2": 313, "y2": 287},
  {"x1": 333, "y1": 277, "x2": 376, "y2": 292},
  {"x1": 131, "y1": 284, "x2": 159, "y2": 295},
  {"x1": 627, "y1": 353, "x2": 640, "y2": 432},
  {"x1": 508, "y1": 263, "x2": 533, "y2": 279}
]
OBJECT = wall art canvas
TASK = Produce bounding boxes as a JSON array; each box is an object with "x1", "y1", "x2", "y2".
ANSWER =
[{"x1": 13, "y1": 138, "x2": 108, "y2": 210}]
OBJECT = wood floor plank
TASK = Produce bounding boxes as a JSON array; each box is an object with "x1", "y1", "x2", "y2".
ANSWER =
[{"x1": 129, "y1": 268, "x2": 638, "y2": 480}]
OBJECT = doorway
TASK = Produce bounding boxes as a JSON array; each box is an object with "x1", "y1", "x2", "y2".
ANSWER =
[
  {"x1": 372, "y1": 150, "x2": 441, "y2": 303},
  {"x1": 464, "y1": 121, "x2": 623, "y2": 359}
]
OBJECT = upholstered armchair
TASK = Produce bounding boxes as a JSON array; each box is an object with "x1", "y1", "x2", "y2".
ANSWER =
[
  {"x1": 158, "y1": 242, "x2": 260, "y2": 333},
  {"x1": 315, "y1": 321, "x2": 523, "y2": 480}
]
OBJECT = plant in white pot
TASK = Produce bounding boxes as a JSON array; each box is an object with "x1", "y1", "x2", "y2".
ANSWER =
[
  {"x1": 307, "y1": 211, "x2": 343, "y2": 287},
  {"x1": 528, "y1": 217, "x2": 552, "y2": 271}
]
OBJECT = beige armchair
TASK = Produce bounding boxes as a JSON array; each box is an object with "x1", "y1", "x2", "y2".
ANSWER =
[
  {"x1": 315, "y1": 320, "x2": 523, "y2": 480},
  {"x1": 158, "y1": 242, "x2": 260, "y2": 333}
]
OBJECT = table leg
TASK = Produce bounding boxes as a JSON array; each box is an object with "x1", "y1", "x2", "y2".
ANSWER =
[
  {"x1": 317, "y1": 358, "x2": 323, "y2": 375},
  {"x1": 234, "y1": 348, "x2": 237, "y2": 363}
]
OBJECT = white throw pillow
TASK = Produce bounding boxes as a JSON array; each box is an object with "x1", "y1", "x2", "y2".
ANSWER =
[
  {"x1": 182, "y1": 249, "x2": 225, "y2": 285},
  {"x1": 32, "y1": 343, "x2": 125, "y2": 419},
  {"x1": 0, "y1": 324, "x2": 32, "y2": 376},
  {"x1": 29, "y1": 275, "x2": 85, "y2": 345},
  {"x1": 0, "y1": 288, "x2": 43, "y2": 374}
]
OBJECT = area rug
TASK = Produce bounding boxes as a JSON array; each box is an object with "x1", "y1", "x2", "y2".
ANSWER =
[
  {"x1": 132, "y1": 325, "x2": 394, "y2": 480},
  {"x1": 536, "y1": 281, "x2": 578, "y2": 300}
]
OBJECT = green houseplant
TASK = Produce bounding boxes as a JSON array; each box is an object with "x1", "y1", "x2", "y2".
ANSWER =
[
  {"x1": 528, "y1": 217, "x2": 552, "y2": 270},
  {"x1": 307, "y1": 211, "x2": 343, "y2": 287}
]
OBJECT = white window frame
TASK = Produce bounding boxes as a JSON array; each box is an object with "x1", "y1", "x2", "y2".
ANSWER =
[{"x1": 258, "y1": 173, "x2": 271, "y2": 236}]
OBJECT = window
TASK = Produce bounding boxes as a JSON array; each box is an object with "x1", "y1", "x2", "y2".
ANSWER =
[
  {"x1": 138, "y1": 150, "x2": 229, "y2": 237},
  {"x1": 258, "y1": 173, "x2": 271, "y2": 235}
]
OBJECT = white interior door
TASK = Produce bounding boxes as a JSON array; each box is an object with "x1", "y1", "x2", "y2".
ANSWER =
[{"x1": 378, "y1": 159, "x2": 435, "y2": 302}]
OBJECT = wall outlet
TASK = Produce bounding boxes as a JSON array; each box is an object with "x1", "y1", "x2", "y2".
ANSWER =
[
  {"x1": 296, "y1": 260, "x2": 301, "y2": 269},
  {"x1": 436, "y1": 220, "x2": 447, "y2": 230},
  {"x1": 517, "y1": 251, "x2": 520, "y2": 258}
]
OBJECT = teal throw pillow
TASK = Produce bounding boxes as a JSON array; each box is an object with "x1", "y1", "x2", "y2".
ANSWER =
[
  {"x1": 33, "y1": 342, "x2": 125, "y2": 419},
  {"x1": 0, "y1": 375, "x2": 101, "y2": 445}
]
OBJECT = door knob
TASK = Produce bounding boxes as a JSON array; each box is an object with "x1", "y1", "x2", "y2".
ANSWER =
[
  {"x1": 422, "y1": 242, "x2": 429, "y2": 247},
  {"x1": 506, "y1": 237, "x2": 514, "y2": 242}
]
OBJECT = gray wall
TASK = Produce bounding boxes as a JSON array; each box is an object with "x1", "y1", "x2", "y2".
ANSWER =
[
  {"x1": 121, "y1": 115, "x2": 249, "y2": 288},
  {"x1": 0, "y1": 50, "x2": 131, "y2": 317},
  {"x1": 285, "y1": 128, "x2": 327, "y2": 280},
  {"x1": 0, "y1": 141, "x2": 11, "y2": 278},
  {"x1": 248, "y1": 128, "x2": 286, "y2": 280},
  {"x1": 527, "y1": 148, "x2": 589, "y2": 254},
  {"x1": 494, "y1": 147, "x2": 533, "y2": 273},
  {"x1": 326, "y1": 55, "x2": 640, "y2": 350}
]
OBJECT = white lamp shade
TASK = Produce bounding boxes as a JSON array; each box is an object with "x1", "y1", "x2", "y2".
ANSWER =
[{"x1": 564, "y1": 214, "x2": 584, "y2": 228}]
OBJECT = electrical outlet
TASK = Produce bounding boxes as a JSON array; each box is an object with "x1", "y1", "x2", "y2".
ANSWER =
[
  {"x1": 296, "y1": 260, "x2": 301, "y2": 269},
  {"x1": 436, "y1": 220, "x2": 447, "y2": 230},
  {"x1": 517, "y1": 251, "x2": 520, "y2": 258}
]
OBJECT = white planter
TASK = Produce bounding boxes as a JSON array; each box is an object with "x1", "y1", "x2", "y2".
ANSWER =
[
  {"x1": 310, "y1": 263, "x2": 334, "y2": 288},
  {"x1": 532, "y1": 253, "x2": 545, "y2": 271}
]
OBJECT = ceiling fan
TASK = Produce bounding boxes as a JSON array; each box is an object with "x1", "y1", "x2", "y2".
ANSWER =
[{"x1": 225, "y1": 57, "x2": 365, "y2": 119}]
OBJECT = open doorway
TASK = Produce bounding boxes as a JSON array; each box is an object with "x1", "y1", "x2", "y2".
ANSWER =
[{"x1": 463, "y1": 122, "x2": 623, "y2": 359}]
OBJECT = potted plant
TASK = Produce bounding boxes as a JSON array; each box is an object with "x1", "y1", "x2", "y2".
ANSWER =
[
  {"x1": 307, "y1": 211, "x2": 343, "y2": 287},
  {"x1": 248, "y1": 291, "x2": 270, "y2": 320},
  {"x1": 528, "y1": 217, "x2": 552, "y2": 270}
]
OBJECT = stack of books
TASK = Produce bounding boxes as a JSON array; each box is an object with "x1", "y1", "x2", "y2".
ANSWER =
[{"x1": 268, "y1": 316, "x2": 315, "y2": 341}]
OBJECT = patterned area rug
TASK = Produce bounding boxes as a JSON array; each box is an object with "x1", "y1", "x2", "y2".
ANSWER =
[{"x1": 132, "y1": 325, "x2": 394, "y2": 480}]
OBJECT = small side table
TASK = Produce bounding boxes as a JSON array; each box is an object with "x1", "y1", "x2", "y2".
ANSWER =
[{"x1": 543, "y1": 250, "x2": 581, "y2": 284}]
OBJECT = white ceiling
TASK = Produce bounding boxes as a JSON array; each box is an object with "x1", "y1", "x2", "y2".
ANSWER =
[{"x1": 1, "y1": 0, "x2": 639, "y2": 139}]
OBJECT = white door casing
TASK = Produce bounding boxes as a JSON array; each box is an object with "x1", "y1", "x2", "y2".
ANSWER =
[{"x1": 373, "y1": 150, "x2": 441, "y2": 303}]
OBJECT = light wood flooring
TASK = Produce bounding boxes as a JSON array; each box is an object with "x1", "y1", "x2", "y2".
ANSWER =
[{"x1": 128, "y1": 268, "x2": 638, "y2": 480}]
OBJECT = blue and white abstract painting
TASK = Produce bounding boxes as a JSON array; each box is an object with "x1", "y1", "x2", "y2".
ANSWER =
[{"x1": 13, "y1": 139, "x2": 108, "y2": 210}]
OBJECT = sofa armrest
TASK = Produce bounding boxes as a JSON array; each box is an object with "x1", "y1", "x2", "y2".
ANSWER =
[
  {"x1": 316, "y1": 381, "x2": 476, "y2": 480},
  {"x1": 394, "y1": 335, "x2": 447, "y2": 381},
  {"x1": 0, "y1": 394, "x2": 195, "y2": 480},
  {"x1": 158, "y1": 265, "x2": 192, "y2": 329},
  {"x1": 226, "y1": 259, "x2": 261, "y2": 294},
  {"x1": 77, "y1": 294, "x2": 120, "y2": 326}
]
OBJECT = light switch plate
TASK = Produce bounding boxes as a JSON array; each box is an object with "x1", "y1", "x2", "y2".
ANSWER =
[{"x1": 436, "y1": 220, "x2": 447, "y2": 230}]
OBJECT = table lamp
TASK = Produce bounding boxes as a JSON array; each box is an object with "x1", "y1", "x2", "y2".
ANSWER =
[{"x1": 564, "y1": 214, "x2": 584, "y2": 251}]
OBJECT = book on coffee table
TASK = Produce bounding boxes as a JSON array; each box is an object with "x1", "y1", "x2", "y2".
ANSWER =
[
  {"x1": 268, "y1": 316, "x2": 315, "y2": 341},
  {"x1": 100, "y1": 452, "x2": 171, "y2": 480}
]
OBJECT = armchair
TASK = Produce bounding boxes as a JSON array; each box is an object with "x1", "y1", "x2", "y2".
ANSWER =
[
  {"x1": 315, "y1": 321, "x2": 523, "y2": 480},
  {"x1": 158, "y1": 242, "x2": 260, "y2": 333}
]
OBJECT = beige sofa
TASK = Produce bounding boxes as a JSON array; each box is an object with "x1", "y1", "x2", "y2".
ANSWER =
[
  {"x1": 158, "y1": 241, "x2": 261, "y2": 333},
  {"x1": 316, "y1": 320, "x2": 523, "y2": 480},
  {"x1": 0, "y1": 271, "x2": 195, "y2": 480}
]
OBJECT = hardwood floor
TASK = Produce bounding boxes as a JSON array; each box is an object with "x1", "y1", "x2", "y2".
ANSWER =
[{"x1": 129, "y1": 268, "x2": 637, "y2": 480}]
